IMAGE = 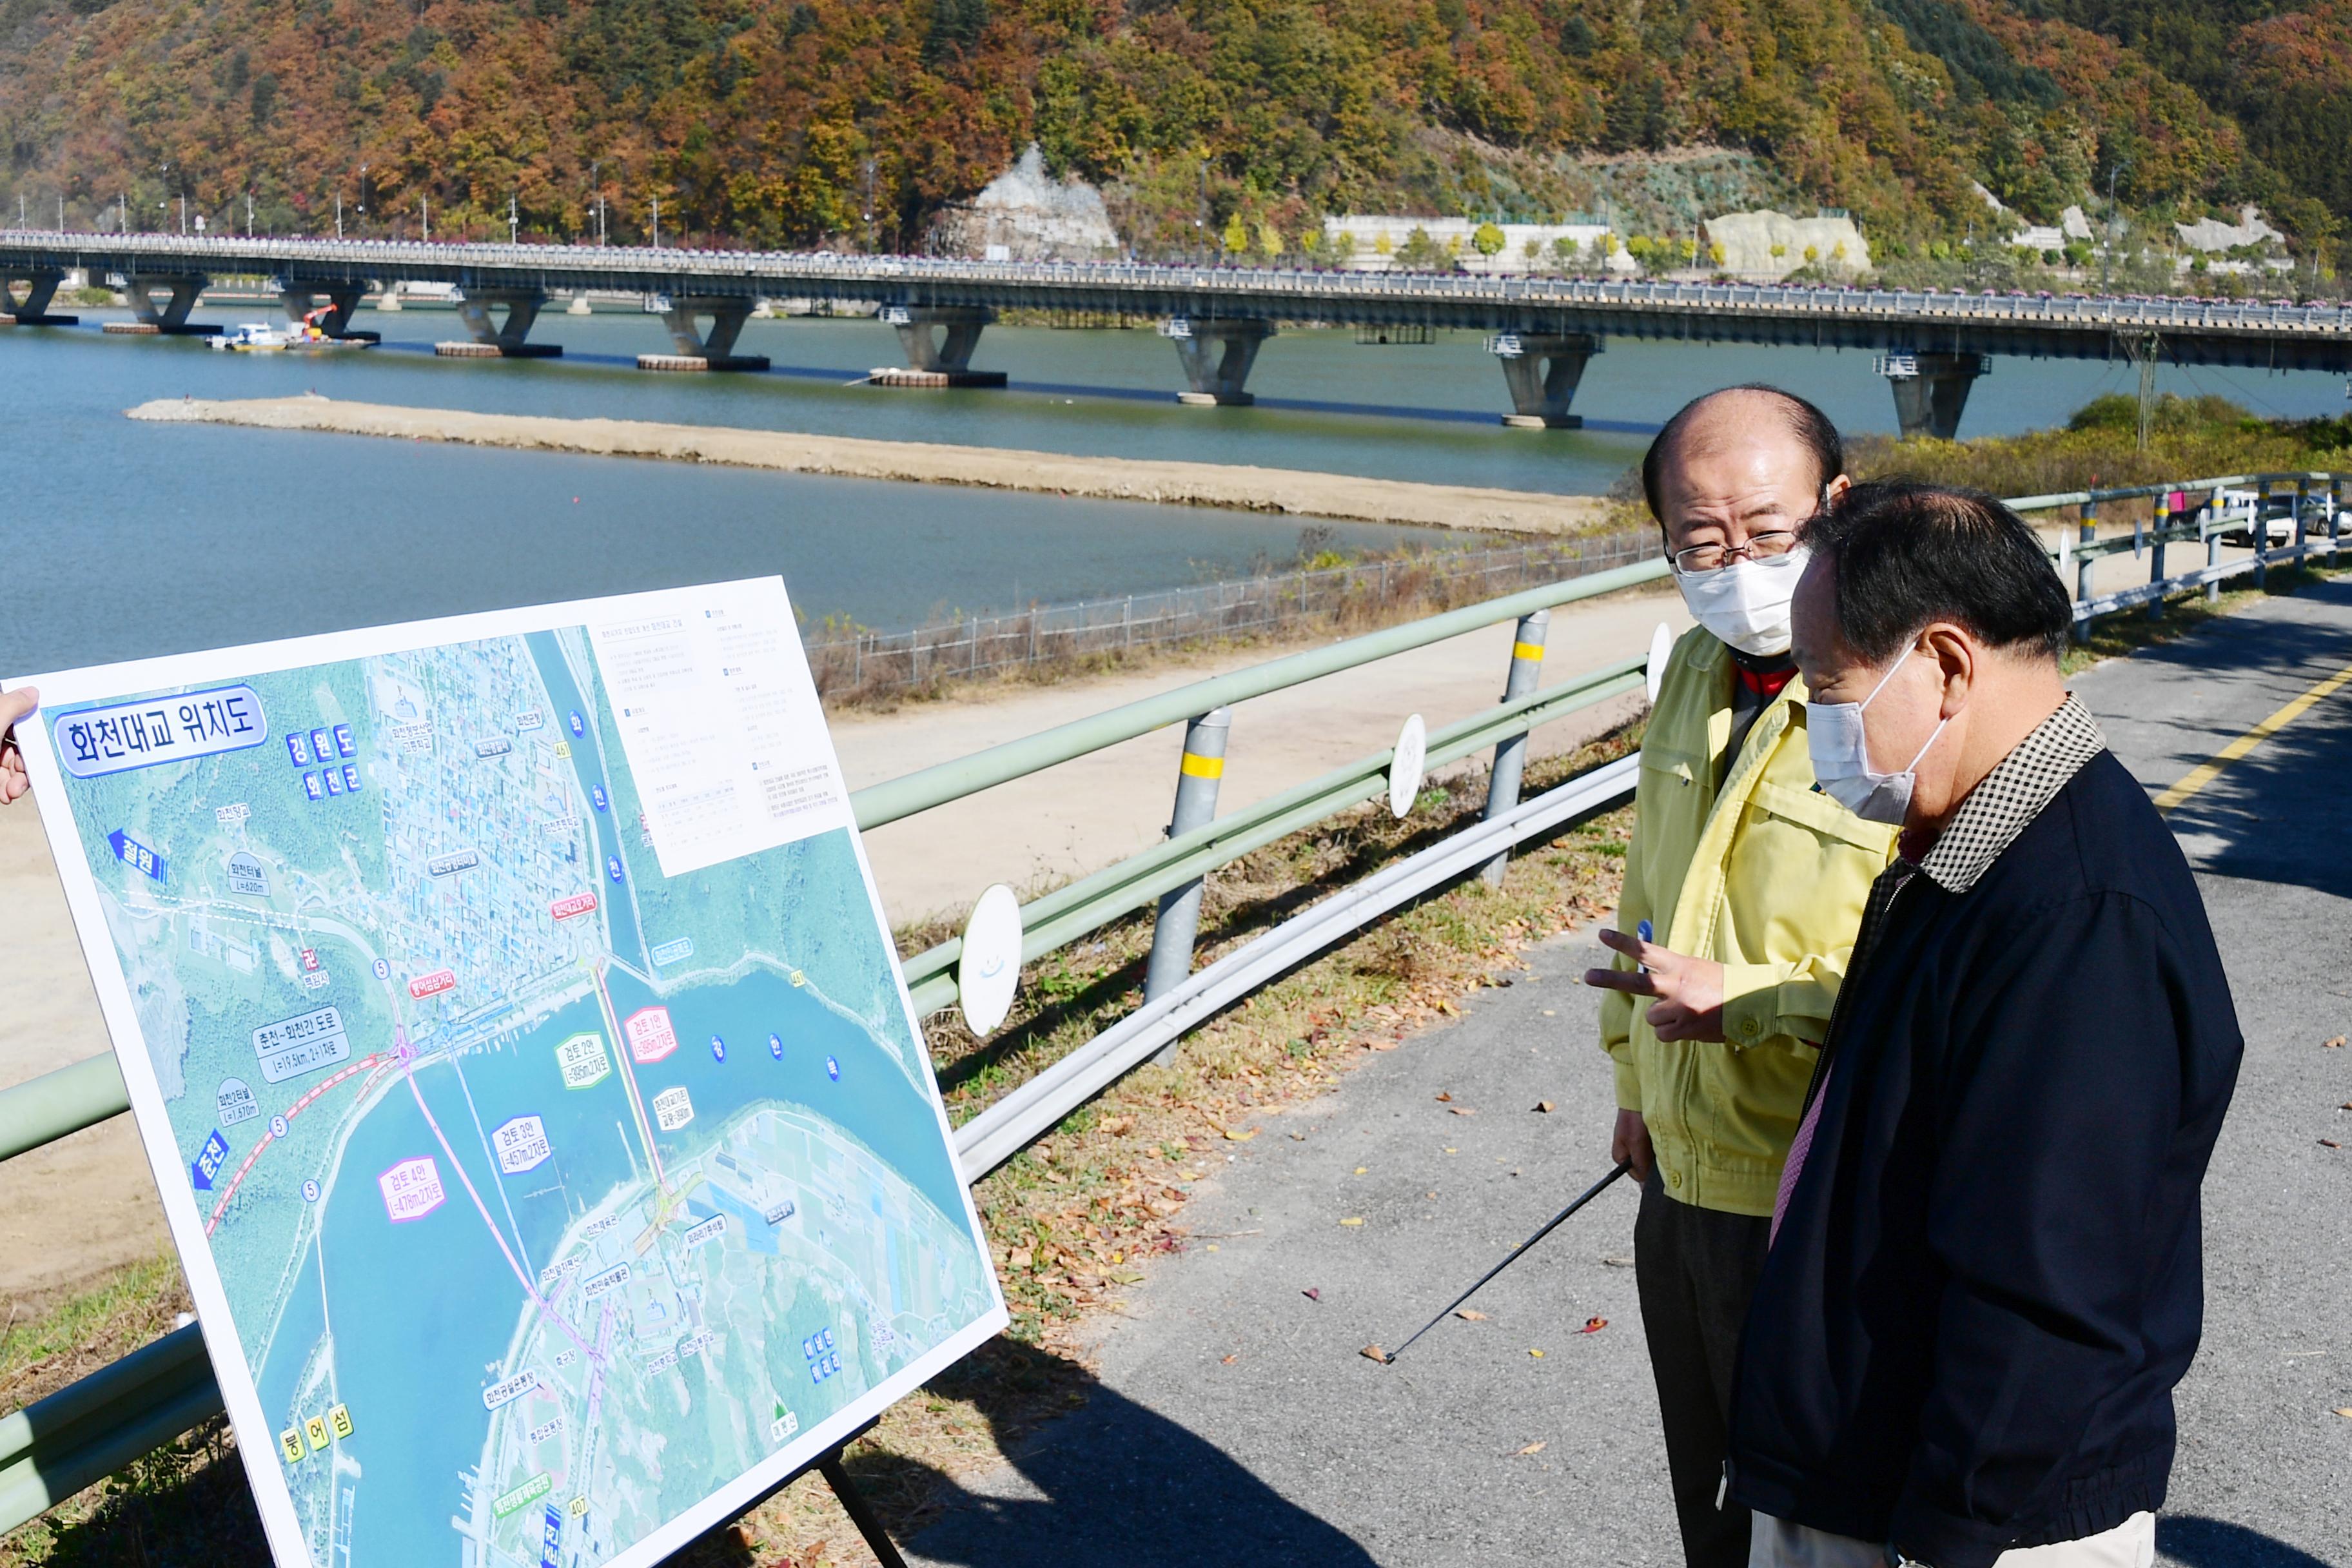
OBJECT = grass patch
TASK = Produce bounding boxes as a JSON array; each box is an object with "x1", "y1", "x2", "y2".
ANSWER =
[
  {"x1": 0, "y1": 1255, "x2": 189, "y2": 1415},
  {"x1": 1851, "y1": 393, "x2": 2352, "y2": 509}
]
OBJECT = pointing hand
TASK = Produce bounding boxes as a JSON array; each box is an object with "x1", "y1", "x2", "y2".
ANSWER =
[{"x1": 1582, "y1": 926, "x2": 1727, "y2": 1043}]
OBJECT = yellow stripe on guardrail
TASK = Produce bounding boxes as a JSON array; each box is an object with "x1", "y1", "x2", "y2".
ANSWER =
[
  {"x1": 1512, "y1": 641, "x2": 1547, "y2": 663},
  {"x1": 1180, "y1": 753, "x2": 1225, "y2": 779},
  {"x1": 2154, "y1": 658, "x2": 2352, "y2": 812}
]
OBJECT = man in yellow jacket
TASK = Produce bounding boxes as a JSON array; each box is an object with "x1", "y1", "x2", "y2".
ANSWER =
[{"x1": 1584, "y1": 386, "x2": 1896, "y2": 1568}]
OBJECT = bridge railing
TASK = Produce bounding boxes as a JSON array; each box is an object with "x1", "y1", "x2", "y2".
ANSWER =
[
  {"x1": 7, "y1": 231, "x2": 2350, "y2": 334},
  {"x1": 3, "y1": 469, "x2": 2348, "y2": 1540}
]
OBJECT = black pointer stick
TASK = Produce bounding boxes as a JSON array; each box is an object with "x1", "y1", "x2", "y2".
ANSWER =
[{"x1": 1371, "y1": 1159, "x2": 1632, "y2": 1365}]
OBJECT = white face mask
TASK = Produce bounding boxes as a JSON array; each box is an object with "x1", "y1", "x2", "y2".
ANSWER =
[
  {"x1": 1806, "y1": 652, "x2": 1949, "y2": 825},
  {"x1": 1674, "y1": 547, "x2": 1810, "y2": 656}
]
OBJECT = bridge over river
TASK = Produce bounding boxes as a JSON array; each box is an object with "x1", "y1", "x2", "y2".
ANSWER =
[{"x1": 8, "y1": 230, "x2": 2352, "y2": 437}]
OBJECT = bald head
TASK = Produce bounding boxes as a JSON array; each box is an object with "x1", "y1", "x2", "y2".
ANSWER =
[
  {"x1": 1642, "y1": 384, "x2": 1849, "y2": 557},
  {"x1": 1642, "y1": 385, "x2": 1845, "y2": 524}
]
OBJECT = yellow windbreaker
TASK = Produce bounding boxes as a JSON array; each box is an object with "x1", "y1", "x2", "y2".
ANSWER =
[{"x1": 1601, "y1": 627, "x2": 1898, "y2": 1217}]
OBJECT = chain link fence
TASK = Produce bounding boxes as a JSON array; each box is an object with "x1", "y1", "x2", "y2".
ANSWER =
[{"x1": 806, "y1": 528, "x2": 1661, "y2": 702}]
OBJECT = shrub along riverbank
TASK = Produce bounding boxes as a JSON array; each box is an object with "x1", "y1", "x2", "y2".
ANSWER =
[{"x1": 1849, "y1": 394, "x2": 2352, "y2": 505}]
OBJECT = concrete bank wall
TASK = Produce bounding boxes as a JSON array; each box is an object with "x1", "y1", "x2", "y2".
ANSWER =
[{"x1": 125, "y1": 395, "x2": 1614, "y2": 536}]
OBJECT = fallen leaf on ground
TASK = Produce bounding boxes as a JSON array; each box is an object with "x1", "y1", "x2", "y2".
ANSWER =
[
  {"x1": 2331, "y1": 1407, "x2": 2352, "y2": 1418},
  {"x1": 1580, "y1": 1316, "x2": 1609, "y2": 1333},
  {"x1": 1602, "y1": 1255, "x2": 1635, "y2": 1268},
  {"x1": 1108, "y1": 1268, "x2": 1144, "y2": 1284},
  {"x1": 1534, "y1": 1101, "x2": 1556, "y2": 1113},
  {"x1": 1100, "y1": 1115, "x2": 1135, "y2": 1135},
  {"x1": 1354, "y1": 1166, "x2": 1368, "y2": 1174},
  {"x1": 1455, "y1": 1309, "x2": 1488, "y2": 1321},
  {"x1": 1451, "y1": 1106, "x2": 1477, "y2": 1116},
  {"x1": 1360, "y1": 1344, "x2": 1389, "y2": 1362},
  {"x1": 1541, "y1": 1009, "x2": 1557, "y2": 1017},
  {"x1": 2321, "y1": 1140, "x2": 2342, "y2": 1150},
  {"x1": 1302, "y1": 1288, "x2": 1322, "y2": 1301},
  {"x1": 1366, "y1": 1039, "x2": 1400, "y2": 1051},
  {"x1": 1222, "y1": 1353, "x2": 1240, "y2": 1364},
  {"x1": 1339, "y1": 1217, "x2": 1365, "y2": 1227},
  {"x1": 2327, "y1": 1036, "x2": 2347, "y2": 1049},
  {"x1": 1221, "y1": 1127, "x2": 1259, "y2": 1142},
  {"x1": 1007, "y1": 1248, "x2": 1034, "y2": 1269},
  {"x1": 1435, "y1": 1092, "x2": 1453, "y2": 1102},
  {"x1": 1513, "y1": 1441, "x2": 1547, "y2": 1456},
  {"x1": 1529, "y1": 1348, "x2": 1546, "y2": 1358}
]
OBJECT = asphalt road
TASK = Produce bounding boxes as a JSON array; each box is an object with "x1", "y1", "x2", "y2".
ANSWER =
[{"x1": 904, "y1": 583, "x2": 2352, "y2": 1568}]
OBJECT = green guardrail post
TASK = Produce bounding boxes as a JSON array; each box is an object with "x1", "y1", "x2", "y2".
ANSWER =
[
  {"x1": 2073, "y1": 502, "x2": 2095, "y2": 643},
  {"x1": 1480, "y1": 609, "x2": 1549, "y2": 887},
  {"x1": 1144, "y1": 707, "x2": 1231, "y2": 1066},
  {"x1": 2295, "y1": 476, "x2": 2311, "y2": 566},
  {"x1": 2148, "y1": 495, "x2": 2169, "y2": 622},
  {"x1": 2255, "y1": 484, "x2": 2271, "y2": 594}
]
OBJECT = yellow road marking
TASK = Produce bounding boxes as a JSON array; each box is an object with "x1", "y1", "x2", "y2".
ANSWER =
[{"x1": 2153, "y1": 658, "x2": 2352, "y2": 812}]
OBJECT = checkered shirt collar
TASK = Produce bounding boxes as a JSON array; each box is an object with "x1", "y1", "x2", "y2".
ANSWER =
[{"x1": 1913, "y1": 693, "x2": 2107, "y2": 894}]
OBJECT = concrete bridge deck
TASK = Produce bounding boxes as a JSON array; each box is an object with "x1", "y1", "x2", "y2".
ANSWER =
[
  {"x1": 900, "y1": 583, "x2": 2352, "y2": 1568},
  {"x1": 8, "y1": 231, "x2": 2351, "y2": 435}
]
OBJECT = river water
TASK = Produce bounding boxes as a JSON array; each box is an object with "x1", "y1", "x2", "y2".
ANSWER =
[{"x1": 6, "y1": 300, "x2": 2344, "y2": 673}]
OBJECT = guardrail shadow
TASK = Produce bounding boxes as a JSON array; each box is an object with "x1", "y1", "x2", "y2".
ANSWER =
[
  {"x1": 887, "y1": 1351, "x2": 1376, "y2": 1567},
  {"x1": 2159, "y1": 1514, "x2": 2338, "y2": 1567}
]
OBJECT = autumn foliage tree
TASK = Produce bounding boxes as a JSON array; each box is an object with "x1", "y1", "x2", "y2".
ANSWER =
[{"x1": 0, "y1": 0, "x2": 2328, "y2": 255}]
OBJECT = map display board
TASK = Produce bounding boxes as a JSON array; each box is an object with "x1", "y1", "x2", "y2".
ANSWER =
[{"x1": 16, "y1": 580, "x2": 1006, "y2": 1568}]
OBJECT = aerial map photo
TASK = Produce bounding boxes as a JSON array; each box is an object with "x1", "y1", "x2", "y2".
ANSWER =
[{"x1": 28, "y1": 583, "x2": 1004, "y2": 1568}]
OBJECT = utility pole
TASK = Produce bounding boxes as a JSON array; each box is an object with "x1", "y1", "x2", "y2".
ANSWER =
[
  {"x1": 422, "y1": 195, "x2": 429, "y2": 243},
  {"x1": 336, "y1": 193, "x2": 343, "y2": 239},
  {"x1": 179, "y1": 193, "x2": 186, "y2": 234},
  {"x1": 246, "y1": 191, "x2": 255, "y2": 237},
  {"x1": 652, "y1": 197, "x2": 660, "y2": 250},
  {"x1": 509, "y1": 192, "x2": 519, "y2": 244},
  {"x1": 358, "y1": 163, "x2": 368, "y2": 231},
  {"x1": 592, "y1": 161, "x2": 604, "y2": 246}
]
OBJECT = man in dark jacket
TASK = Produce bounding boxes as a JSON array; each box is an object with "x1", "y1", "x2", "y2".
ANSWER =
[{"x1": 1728, "y1": 482, "x2": 2243, "y2": 1568}]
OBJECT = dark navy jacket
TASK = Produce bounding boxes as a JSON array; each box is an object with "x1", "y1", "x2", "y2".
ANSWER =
[{"x1": 1727, "y1": 750, "x2": 2243, "y2": 1568}]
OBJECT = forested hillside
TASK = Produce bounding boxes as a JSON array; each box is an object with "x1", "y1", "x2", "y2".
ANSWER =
[{"x1": 0, "y1": 0, "x2": 2340, "y2": 262}]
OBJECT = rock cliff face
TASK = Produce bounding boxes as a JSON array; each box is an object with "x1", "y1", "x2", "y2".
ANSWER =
[
  {"x1": 929, "y1": 146, "x2": 1122, "y2": 262},
  {"x1": 1703, "y1": 211, "x2": 1872, "y2": 279}
]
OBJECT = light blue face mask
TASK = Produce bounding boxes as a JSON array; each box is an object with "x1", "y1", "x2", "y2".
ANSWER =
[{"x1": 1805, "y1": 652, "x2": 1948, "y2": 825}]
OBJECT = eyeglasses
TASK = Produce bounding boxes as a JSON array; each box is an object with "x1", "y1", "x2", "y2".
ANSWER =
[{"x1": 1671, "y1": 530, "x2": 1799, "y2": 575}]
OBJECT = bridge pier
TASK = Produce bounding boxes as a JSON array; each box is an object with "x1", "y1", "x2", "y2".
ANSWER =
[
  {"x1": 1, "y1": 268, "x2": 77, "y2": 326},
  {"x1": 121, "y1": 273, "x2": 219, "y2": 335},
  {"x1": 1877, "y1": 351, "x2": 1990, "y2": 440},
  {"x1": 440, "y1": 288, "x2": 562, "y2": 358},
  {"x1": 872, "y1": 306, "x2": 1004, "y2": 387},
  {"x1": 640, "y1": 294, "x2": 769, "y2": 371},
  {"x1": 1488, "y1": 331, "x2": 1600, "y2": 429},
  {"x1": 1162, "y1": 316, "x2": 1273, "y2": 406},
  {"x1": 276, "y1": 279, "x2": 378, "y2": 342}
]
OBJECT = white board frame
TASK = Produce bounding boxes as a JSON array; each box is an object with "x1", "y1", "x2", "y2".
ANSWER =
[{"x1": 10, "y1": 578, "x2": 1008, "y2": 1568}]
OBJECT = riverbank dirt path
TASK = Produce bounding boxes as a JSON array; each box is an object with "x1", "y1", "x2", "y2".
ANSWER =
[{"x1": 0, "y1": 583, "x2": 1687, "y2": 1307}]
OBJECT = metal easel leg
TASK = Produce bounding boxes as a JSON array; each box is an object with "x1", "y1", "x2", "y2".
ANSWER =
[{"x1": 819, "y1": 1453, "x2": 912, "y2": 1568}]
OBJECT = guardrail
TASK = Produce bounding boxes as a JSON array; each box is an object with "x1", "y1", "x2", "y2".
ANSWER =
[
  {"x1": 5, "y1": 468, "x2": 2346, "y2": 1540},
  {"x1": 2012, "y1": 471, "x2": 2348, "y2": 633}
]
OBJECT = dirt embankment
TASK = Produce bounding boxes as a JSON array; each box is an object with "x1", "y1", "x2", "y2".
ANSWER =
[{"x1": 126, "y1": 395, "x2": 1615, "y2": 536}]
